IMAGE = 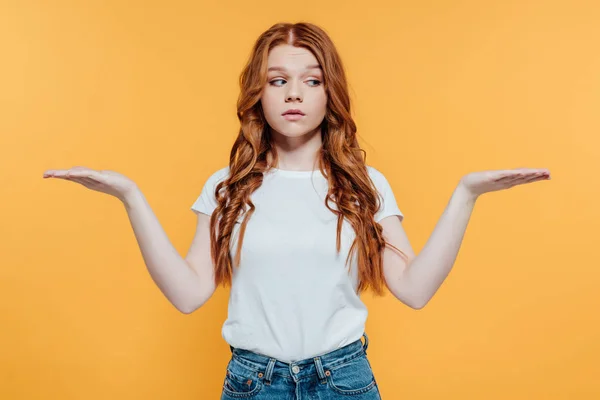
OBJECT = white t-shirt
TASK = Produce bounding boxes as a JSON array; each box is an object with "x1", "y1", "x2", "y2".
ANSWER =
[{"x1": 190, "y1": 165, "x2": 404, "y2": 363}]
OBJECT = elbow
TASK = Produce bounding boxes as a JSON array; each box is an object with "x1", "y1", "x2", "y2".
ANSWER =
[
  {"x1": 176, "y1": 301, "x2": 202, "y2": 315},
  {"x1": 179, "y1": 306, "x2": 195, "y2": 315},
  {"x1": 178, "y1": 293, "x2": 212, "y2": 314},
  {"x1": 392, "y1": 287, "x2": 427, "y2": 310},
  {"x1": 176, "y1": 287, "x2": 213, "y2": 314},
  {"x1": 171, "y1": 302, "x2": 200, "y2": 314},
  {"x1": 410, "y1": 295, "x2": 429, "y2": 310},
  {"x1": 397, "y1": 295, "x2": 427, "y2": 310}
]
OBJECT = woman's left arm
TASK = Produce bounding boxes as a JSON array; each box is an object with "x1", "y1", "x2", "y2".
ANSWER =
[{"x1": 382, "y1": 168, "x2": 551, "y2": 309}]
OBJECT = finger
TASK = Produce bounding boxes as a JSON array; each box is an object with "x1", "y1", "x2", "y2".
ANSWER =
[
  {"x1": 515, "y1": 168, "x2": 550, "y2": 176},
  {"x1": 521, "y1": 174, "x2": 549, "y2": 184},
  {"x1": 47, "y1": 166, "x2": 88, "y2": 174},
  {"x1": 509, "y1": 173, "x2": 547, "y2": 186},
  {"x1": 495, "y1": 173, "x2": 524, "y2": 182},
  {"x1": 66, "y1": 169, "x2": 103, "y2": 180},
  {"x1": 522, "y1": 171, "x2": 549, "y2": 180},
  {"x1": 493, "y1": 169, "x2": 549, "y2": 184},
  {"x1": 64, "y1": 176, "x2": 86, "y2": 185},
  {"x1": 45, "y1": 170, "x2": 72, "y2": 178},
  {"x1": 43, "y1": 170, "x2": 64, "y2": 177},
  {"x1": 495, "y1": 168, "x2": 531, "y2": 179},
  {"x1": 504, "y1": 176, "x2": 525, "y2": 185},
  {"x1": 504, "y1": 172, "x2": 539, "y2": 186},
  {"x1": 78, "y1": 177, "x2": 100, "y2": 186},
  {"x1": 46, "y1": 172, "x2": 70, "y2": 179},
  {"x1": 66, "y1": 177, "x2": 95, "y2": 188},
  {"x1": 507, "y1": 170, "x2": 546, "y2": 179}
]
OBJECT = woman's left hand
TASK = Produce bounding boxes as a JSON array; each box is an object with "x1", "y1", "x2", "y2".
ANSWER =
[{"x1": 459, "y1": 168, "x2": 551, "y2": 200}]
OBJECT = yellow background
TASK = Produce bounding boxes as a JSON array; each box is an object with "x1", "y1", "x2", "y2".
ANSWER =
[{"x1": 1, "y1": 0, "x2": 598, "y2": 398}]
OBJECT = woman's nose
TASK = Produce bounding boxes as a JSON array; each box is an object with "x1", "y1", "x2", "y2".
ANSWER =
[
  {"x1": 286, "y1": 92, "x2": 302, "y2": 102},
  {"x1": 285, "y1": 82, "x2": 302, "y2": 102}
]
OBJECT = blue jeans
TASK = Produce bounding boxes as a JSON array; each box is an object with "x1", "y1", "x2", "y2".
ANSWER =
[{"x1": 221, "y1": 332, "x2": 382, "y2": 399}]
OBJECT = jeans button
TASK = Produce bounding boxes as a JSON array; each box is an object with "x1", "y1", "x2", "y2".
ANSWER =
[{"x1": 292, "y1": 365, "x2": 300, "y2": 374}]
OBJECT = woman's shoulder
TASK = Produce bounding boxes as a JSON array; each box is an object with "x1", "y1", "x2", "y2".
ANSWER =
[
  {"x1": 365, "y1": 165, "x2": 397, "y2": 194},
  {"x1": 206, "y1": 165, "x2": 230, "y2": 183},
  {"x1": 366, "y1": 164, "x2": 385, "y2": 181}
]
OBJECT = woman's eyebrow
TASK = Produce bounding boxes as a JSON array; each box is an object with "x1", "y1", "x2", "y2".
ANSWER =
[{"x1": 267, "y1": 64, "x2": 322, "y2": 72}]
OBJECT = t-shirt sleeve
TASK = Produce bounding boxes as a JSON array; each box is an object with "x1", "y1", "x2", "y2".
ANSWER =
[
  {"x1": 368, "y1": 166, "x2": 404, "y2": 223},
  {"x1": 190, "y1": 166, "x2": 230, "y2": 216}
]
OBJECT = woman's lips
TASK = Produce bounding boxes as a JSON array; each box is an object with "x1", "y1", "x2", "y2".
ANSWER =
[{"x1": 283, "y1": 113, "x2": 305, "y2": 121}]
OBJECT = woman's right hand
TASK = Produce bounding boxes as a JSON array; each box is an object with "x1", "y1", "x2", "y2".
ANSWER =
[{"x1": 43, "y1": 166, "x2": 139, "y2": 203}]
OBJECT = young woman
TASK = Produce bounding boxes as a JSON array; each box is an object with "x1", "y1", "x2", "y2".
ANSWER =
[{"x1": 43, "y1": 22, "x2": 550, "y2": 400}]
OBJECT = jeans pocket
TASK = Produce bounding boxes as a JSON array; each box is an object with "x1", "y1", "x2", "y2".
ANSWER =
[
  {"x1": 222, "y1": 357, "x2": 263, "y2": 398},
  {"x1": 326, "y1": 353, "x2": 377, "y2": 396}
]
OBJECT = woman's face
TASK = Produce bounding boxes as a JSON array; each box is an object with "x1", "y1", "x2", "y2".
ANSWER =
[{"x1": 261, "y1": 44, "x2": 327, "y2": 140}]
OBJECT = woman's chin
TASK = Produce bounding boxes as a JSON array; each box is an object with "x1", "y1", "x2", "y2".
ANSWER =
[{"x1": 270, "y1": 126, "x2": 321, "y2": 139}]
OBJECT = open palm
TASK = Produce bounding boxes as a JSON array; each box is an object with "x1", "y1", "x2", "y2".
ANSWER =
[
  {"x1": 460, "y1": 168, "x2": 551, "y2": 199},
  {"x1": 42, "y1": 166, "x2": 138, "y2": 202}
]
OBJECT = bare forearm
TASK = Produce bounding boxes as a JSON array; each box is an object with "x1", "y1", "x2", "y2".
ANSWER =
[
  {"x1": 405, "y1": 183, "x2": 477, "y2": 308},
  {"x1": 122, "y1": 188, "x2": 202, "y2": 313}
]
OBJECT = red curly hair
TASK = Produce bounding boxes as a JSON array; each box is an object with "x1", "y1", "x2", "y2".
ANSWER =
[{"x1": 209, "y1": 22, "x2": 408, "y2": 296}]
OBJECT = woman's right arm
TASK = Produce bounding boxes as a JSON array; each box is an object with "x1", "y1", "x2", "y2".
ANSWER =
[
  {"x1": 123, "y1": 188, "x2": 216, "y2": 314},
  {"x1": 43, "y1": 166, "x2": 216, "y2": 314}
]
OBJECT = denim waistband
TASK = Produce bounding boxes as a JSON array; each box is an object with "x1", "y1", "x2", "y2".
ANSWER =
[{"x1": 227, "y1": 332, "x2": 369, "y2": 382}]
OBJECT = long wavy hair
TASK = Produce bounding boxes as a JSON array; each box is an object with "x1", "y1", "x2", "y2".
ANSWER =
[{"x1": 209, "y1": 22, "x2": 409, "y2": 296}]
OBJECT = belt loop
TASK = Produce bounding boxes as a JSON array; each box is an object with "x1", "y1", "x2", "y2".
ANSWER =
[
  {"x1": 263, "y1": 358, "x2": 276, "y2": 384},
  {"x1": 362, "y1": 332, "x2": 369, "y2": 353},
  {"x1": 313, "y1": 357, "x2": 327, "y2": 380}
]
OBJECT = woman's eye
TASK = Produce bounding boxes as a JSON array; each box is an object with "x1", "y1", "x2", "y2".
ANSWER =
[{"x1": 268, "y1": 79, "x2": 322, "y2": 87}]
